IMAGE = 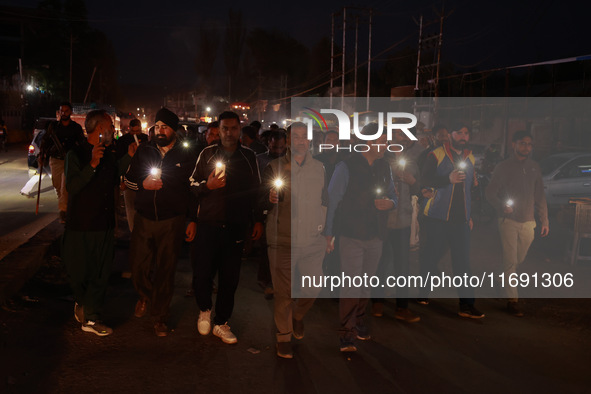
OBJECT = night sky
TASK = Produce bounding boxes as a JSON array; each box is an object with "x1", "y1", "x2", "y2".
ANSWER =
[{"x1": 4, "y1": 0, "x2": 591, "y2": 92}]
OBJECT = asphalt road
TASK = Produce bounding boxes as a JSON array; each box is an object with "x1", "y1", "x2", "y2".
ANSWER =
[
  {"x1": 0, "y1": 145, "x2": 58, "y2": 260},
  {"x1": 1, "y1": 228, "x2": 590, "y2": 393}
]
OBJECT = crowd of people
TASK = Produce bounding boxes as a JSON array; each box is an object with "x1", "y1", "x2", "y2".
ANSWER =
[{"x1": 37, "y1": 104, "x2": 550, "y2": 357}]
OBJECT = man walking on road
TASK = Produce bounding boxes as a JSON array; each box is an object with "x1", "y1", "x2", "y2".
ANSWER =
[
  {"x1": 420, "y1": 123, "x2": 484, "y2": 319},
  {"x1": 62, "y1": 109, "x2": 136, "y2": 336},
  {"x1": 485, "y1": 130, "x2": 549, "y2": 317},
  {"x1": 190, "y1": 111, "x2": 263, "y2": 345},
  {"x1": 40, "y1": 102, "x2": 84, "y2": 223},
  {"x1": 124, "y1": 107, "x2": 197, "y2": 337},
  {"x1": 260, "y1": 122, "x2": 327, "y2": 358},
  {"x1": 324, "y1": 123, "x2": 397, "y2": 352}
]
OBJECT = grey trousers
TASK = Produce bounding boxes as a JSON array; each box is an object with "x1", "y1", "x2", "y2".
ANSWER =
[
  {"x1": 268, "y1": 237, "x2": 325, "y2": 343},
  {"x1": 338, "y1": 236, "x2": 382, "y2": 336}
]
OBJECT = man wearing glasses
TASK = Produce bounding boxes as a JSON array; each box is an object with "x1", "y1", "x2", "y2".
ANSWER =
[{"x1": 486, "y1": 130, "x2": 549, "y2": 317}]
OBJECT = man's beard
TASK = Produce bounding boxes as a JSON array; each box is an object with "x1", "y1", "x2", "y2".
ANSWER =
[
  {"x1": 156, "y1": 134, "x2": 174, "y2": 147},
  {"x1": 451, "y1": 139, "x2": 466, "y2": 150},
  {"x1": 60, "y1": 115, "x2": 70, "y2": 122}
]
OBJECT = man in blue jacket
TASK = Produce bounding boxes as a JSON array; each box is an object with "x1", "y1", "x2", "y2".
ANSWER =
[{"x1": 420, "y1": 123, "x2": 484, "y2": 319}]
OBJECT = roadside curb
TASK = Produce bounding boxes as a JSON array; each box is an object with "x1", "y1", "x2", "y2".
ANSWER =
[{"x1": 0, "y1": 219, "x2": 63, "y2": 305}]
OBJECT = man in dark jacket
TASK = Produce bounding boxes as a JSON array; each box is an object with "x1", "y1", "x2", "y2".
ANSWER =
[
  {"x1": 40, "y1": 102, "x2": 85, "y2": 223},
  {"x1": 124, "y1": 107, "x2": 197, "y2": 337},
  {"x1": 324, "y1": 123, "x2": 397, "y2": 352},
  {"x1": 62, "y1": 109, "x2": 136, "y2": 336},
  {"x1": 190, "y1": 111, "x2": 263, "y2": 345}
]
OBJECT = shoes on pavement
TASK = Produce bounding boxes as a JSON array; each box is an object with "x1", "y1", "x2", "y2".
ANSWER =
[
  {"x1": 213, "y1": 322, "x2": 237, "y2": 344},
  {"x1": 507, "y1": 301, "x2": 524, "y2": 317},
  {"x1": 339, "y1": 337, "x2": 357, "y2": 352},
  {"x1": 74, "y1": 302, "x2": 84, "y2": 323},
  {"x1": 355, "y1": 325, "x2": 371, "y2": 341},
  {"x1": 154, "y1": 321, "x2": 168, "y2": 337},
  {"x1": 82, "y1": 320, "x2": 113, "y2": 336},
  {"x1": 372, "y1": 302, "x2": 384, "y2": 317},
  {"x1": 134, "y1": 298, "x2": 148, "y2": 318},
  {"x1": 276, "y1": 342, "x2": 293, "y2": 359},
  {"x1": 293, "y1": 318, "x2": 304, "y2": 340},
  {"x1": 458, "y1": 304, "x2": 485, "y2": 319},
  {"x1": 416, "y1": 298, "x2": 430, "y2": 305},
  {"x1": 197, "y1": 310, "x2": 212, "y2": 335},
  {"x1": 394, "y1": 307, "x2": 421, "y2": 323}
]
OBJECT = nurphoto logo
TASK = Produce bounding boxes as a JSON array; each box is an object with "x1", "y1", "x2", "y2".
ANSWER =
[{"x1": 301, "y1": 108, "x2": 418, "y2": 153}]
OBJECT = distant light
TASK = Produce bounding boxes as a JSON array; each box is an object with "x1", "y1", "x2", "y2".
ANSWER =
[
  {"x1": 137, "y1": 107, "x2": 140, "y2": 111},
  {"x1": 183, "y1": 141, "x2": 189, "y2": 148},
  {"x1": 141, "y1": 121, "x2": 148, "y2": 129},
  {"x1": 26, "y1": 85, "x2": 34, "y2": 91},
  {"x1": 206, "y1": 107, "x2": 211, "y2": 112},
  {"x1": 282, "y1": 121, "x2": 286, "y2": 125}
]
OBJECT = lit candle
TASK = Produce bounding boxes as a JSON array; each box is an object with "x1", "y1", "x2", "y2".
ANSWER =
[
  {"x1": 274, "y1": 178, "x2": 285, "y2": 202},
  {"x1": 506, "y1": 199, "x2": 514, "y2": 207},
  {"x1": 215, "y1": 161, "x2": 226, "y2": 177},
  {"x1": 399, "y1": 158, "x2": 407, "y2": 171},
  {"x1": 150, "y1": 167, "x2": 161, "y2": 180},
  {"x1": 458, "y1": 161, "x2": 467, "y2": 170}
]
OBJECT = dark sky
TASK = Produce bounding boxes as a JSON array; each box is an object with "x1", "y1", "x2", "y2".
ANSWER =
[{"x1": 5, "y1": 0, "x2": 591, "y2": 91}]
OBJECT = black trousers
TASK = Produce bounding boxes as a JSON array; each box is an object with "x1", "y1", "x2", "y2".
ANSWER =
[
  {"x1": 130, "y1": 214, "x2": 186, "y2": 322},
  {"x1": 192, "y1": 222, "x2": 247, "y2": 326},
  {"x1": 373, "y1": 227, "x2": 411, "y2": 308}
]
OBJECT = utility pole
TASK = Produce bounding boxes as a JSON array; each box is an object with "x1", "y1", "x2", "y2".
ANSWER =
[
  {"x1": 341, "y1": 7, "x2": 346, "y2": 110},
  {"x1": 330, "y1": 7, "x2": 372, "y2": 110},
  {"x1": 414, "y1": 5, "x2": 448, "y2": 126},
  {"x1": 69, "y1": 33, "x2": 73, "y2": 103},
  {"x1": 330, "y1": 13, "x2": 335, "y2": 108},
  {"x1": 354, "y1": 16, "x2": 358, "y2": 100},
  {"x1": 366, "y1": 8, "x2": 372, "y2": 111},
  {"x1": 414, "y1": 15, "x2": 423, "y2": 93}
]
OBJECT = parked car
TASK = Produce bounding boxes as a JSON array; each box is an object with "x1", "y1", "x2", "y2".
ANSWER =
[
  {"x1": 28, "y1": 117, "x2": 54, "y2": 169},
  {"x1": 541, "y1": 152, "x2": 591, "y2": 208}
]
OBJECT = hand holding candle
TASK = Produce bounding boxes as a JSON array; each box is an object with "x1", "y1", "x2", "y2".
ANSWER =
[
  {"x1": 273, "y1": 178, "x2": 285, "y2": 202},
  {"x1": 215, "y1": 161, "x2": 226, "y2": 178},
  {"x1": 143, "y1": 167, "x2": 163, "y2": 190},
  {"x1": 504, "y1": 198, "x2": 514, "y2": 214}
]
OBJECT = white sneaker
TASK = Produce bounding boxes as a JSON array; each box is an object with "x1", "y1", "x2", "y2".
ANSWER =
[
  {"x1": 213, "y1": 322, "x2": 237, "y2": 344},
  {"x1": 81, "y1": 320, "x2": 113, "y2": 336},
  {"x1": 197, "y1": 310, "x2": 211, "y2": 335}
]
